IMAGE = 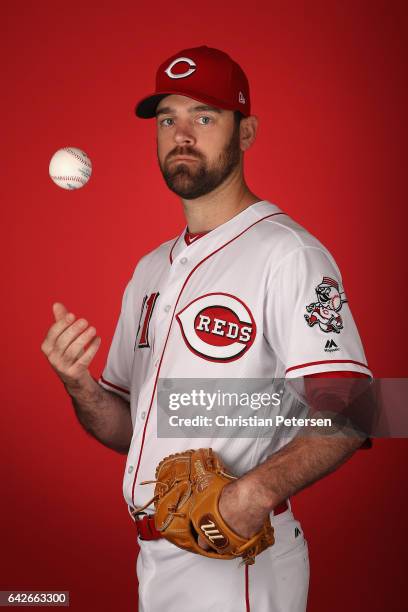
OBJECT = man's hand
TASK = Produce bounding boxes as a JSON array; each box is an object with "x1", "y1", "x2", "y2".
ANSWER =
[
  {"x1": 197, "y1": 478, "x2": 270, "y2": 551},
  {"x1": 41, "y1": 302, "x2": 101, "y2": 391},
  {"x1": 41, "y1": 302, "x2": 132, "y2": 453}
]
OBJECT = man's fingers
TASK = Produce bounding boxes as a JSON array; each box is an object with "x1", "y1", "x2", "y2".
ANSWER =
[
  {"x1": 197, "y1": 535, "x2": 211, "y2": 551},
  {"x1": 54, "y1": 318, "x2": 89, "y2": 354},
  {"x1": 75, "y1": 336, "x2": 101, "y2": 369},
  {"x1": 53, "y1": 302, "x2": 69, "y2": 322},
  {"x1": 64, "y1": 326, "x2": 97, "y2": 362},
  {"x1": 41, "y1": 306, "x2": 101, "y2": 388},
  {"x1": 41, "y1": 311, "x2": 76, "y2": 356}
]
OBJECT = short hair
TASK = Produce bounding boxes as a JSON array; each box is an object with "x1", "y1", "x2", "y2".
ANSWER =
[{"x1": 234, "y1": 111, "x2": 245, "y2": 126}]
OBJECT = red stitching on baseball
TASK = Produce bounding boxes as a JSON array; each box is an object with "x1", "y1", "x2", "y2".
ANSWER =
[
  {"x1": 51, "y1": 175, "x2": 86, "y2": 182},
  {"x1": 64, "y1": 148, "x2": 92, "y2": 168}
]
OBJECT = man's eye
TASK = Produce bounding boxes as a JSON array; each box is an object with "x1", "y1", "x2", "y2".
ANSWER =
[
  {"x1": 198, "y1": 116, "x2": 212, "y2": 125},
  {"x1": 160, "y1": 118, "x2": 174, "y2": 127}
]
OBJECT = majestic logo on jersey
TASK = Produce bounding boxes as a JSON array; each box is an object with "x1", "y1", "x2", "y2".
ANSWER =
[
  {"x1": 176, "y1": 293, "x2": 256, "y2": 362},
  {"x1": 324, "y1": 339, "x2": 339, "y2": 352},
  {"x1": 304, "y1": 277, "x2": 347, "y2": 334},
  {"x1": 165, "y1": 56, "x2": 196, "y2": 79}
]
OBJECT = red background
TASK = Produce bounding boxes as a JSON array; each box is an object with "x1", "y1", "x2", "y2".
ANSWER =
[{"x1": 2, "y1": 1, "x2": 407, "y2": 610}]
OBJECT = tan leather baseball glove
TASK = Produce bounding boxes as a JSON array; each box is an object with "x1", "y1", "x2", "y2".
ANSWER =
[{"x1": 138, "y1": 448, "x2": 275, "y2": 565}]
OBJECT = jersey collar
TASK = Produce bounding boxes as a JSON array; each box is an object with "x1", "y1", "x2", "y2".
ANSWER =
[{"x1": 169, "y1": 200, "x2": 283, "y2": 264}]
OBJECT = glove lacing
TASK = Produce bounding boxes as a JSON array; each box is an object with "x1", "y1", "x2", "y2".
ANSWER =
[{"x1": 131, "y1": 479, "x2": 188, "y2": 525}]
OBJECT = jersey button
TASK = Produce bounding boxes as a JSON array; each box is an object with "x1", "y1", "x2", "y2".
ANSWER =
[
  {"x1": 164, "y1": 304, "x2": 171, "y2": 313},
  {"x1": 141, "y1": 411, "x2": 146, "y2": 420},
  {"x1": 128, "y1": 465, "x2": 134, "y2": 474},
  {"x1": 180, "y1": 257, "x2": 188, "y2": 264}
]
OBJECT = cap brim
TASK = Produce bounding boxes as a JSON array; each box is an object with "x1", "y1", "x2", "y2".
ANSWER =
[
  {"x1": 135, "y1": 90, "x2": 248, "y2": 119},
  {"x1": 135, "y1": 93, "x2": 171, "y2": 118}
]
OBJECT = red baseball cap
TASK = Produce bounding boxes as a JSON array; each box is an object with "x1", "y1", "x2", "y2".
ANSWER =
[{"x1": 135, "y1": 45, "x2": 251, "y2": 119}]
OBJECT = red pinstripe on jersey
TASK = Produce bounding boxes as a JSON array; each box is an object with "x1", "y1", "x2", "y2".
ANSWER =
[
  {"x1": 286, "y1": 359, "x2": 370, "y2": 374},
  {"x1": 245, "y1": 565, "x2": 250, "y2": 611}
]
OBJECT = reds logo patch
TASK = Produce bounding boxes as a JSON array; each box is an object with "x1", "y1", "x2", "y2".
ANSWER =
[
  {"x1": 176, "y1": 293, "x2": 256, "y2": 362},
  {"x1": 304, "y1": 276, "x2": 347, "y2": 334}
]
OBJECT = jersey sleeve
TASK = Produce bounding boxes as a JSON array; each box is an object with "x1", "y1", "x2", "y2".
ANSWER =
[
  {"x1": 265, "y1": 245, "x2": 372, "y2": 378},
  {"x1": 304, "y1": 371, "x2": 373, "y2": 450},
  {"x1": 98, "y1": 279, "x2": 134, "y2": 401}
]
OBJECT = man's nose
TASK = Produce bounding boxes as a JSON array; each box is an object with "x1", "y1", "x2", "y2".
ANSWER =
[{"x1": 173, "y1": 121, "x2": 196, "y2": 146}]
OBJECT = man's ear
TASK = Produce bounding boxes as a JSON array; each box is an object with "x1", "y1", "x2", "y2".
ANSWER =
[{"x1": 240, "y1": 115, "x2": 258, "y2": 152}]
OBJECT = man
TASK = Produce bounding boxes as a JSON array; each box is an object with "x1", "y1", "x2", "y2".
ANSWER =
[{"x1": 41, "y1": 46, "x2": 372, "y2": 611}]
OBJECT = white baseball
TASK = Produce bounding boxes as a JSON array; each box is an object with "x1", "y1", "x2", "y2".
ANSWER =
[{"x1": 49, "y1": 147, "x2": 92, "y2": 190}]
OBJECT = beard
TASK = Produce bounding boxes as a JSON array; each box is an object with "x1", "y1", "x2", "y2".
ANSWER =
[{"x1": 158, "y1": 123, "x2": 241, "y2": 200}]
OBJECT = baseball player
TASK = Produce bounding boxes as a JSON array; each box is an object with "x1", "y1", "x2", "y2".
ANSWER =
[{"x1": 41, "y1": 46, "x2": 372, "y2": 611}]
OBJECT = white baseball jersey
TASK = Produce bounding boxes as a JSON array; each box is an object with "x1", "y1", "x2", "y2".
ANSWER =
[{"x1": 98, "y1": 200, "x2": 371, "y2": 510}]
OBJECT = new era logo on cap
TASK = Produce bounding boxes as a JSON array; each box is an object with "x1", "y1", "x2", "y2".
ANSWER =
[{"x1": 135, "y1": 45, "x2": 251, "y2": 118}]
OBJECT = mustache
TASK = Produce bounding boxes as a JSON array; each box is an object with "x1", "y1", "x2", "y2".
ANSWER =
[{"x1": 166, "y1": 147, "x2": 204, "y2": 162}]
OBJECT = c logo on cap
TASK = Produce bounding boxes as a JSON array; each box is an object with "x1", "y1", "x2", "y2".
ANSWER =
[{"x1": 165, "y1": 56, "x2": 196, "y2": 79}]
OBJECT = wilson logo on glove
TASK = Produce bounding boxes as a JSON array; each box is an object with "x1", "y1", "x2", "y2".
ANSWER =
[{"x1": 176, "y1": 293, "x2": 256, "y2": 362}]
